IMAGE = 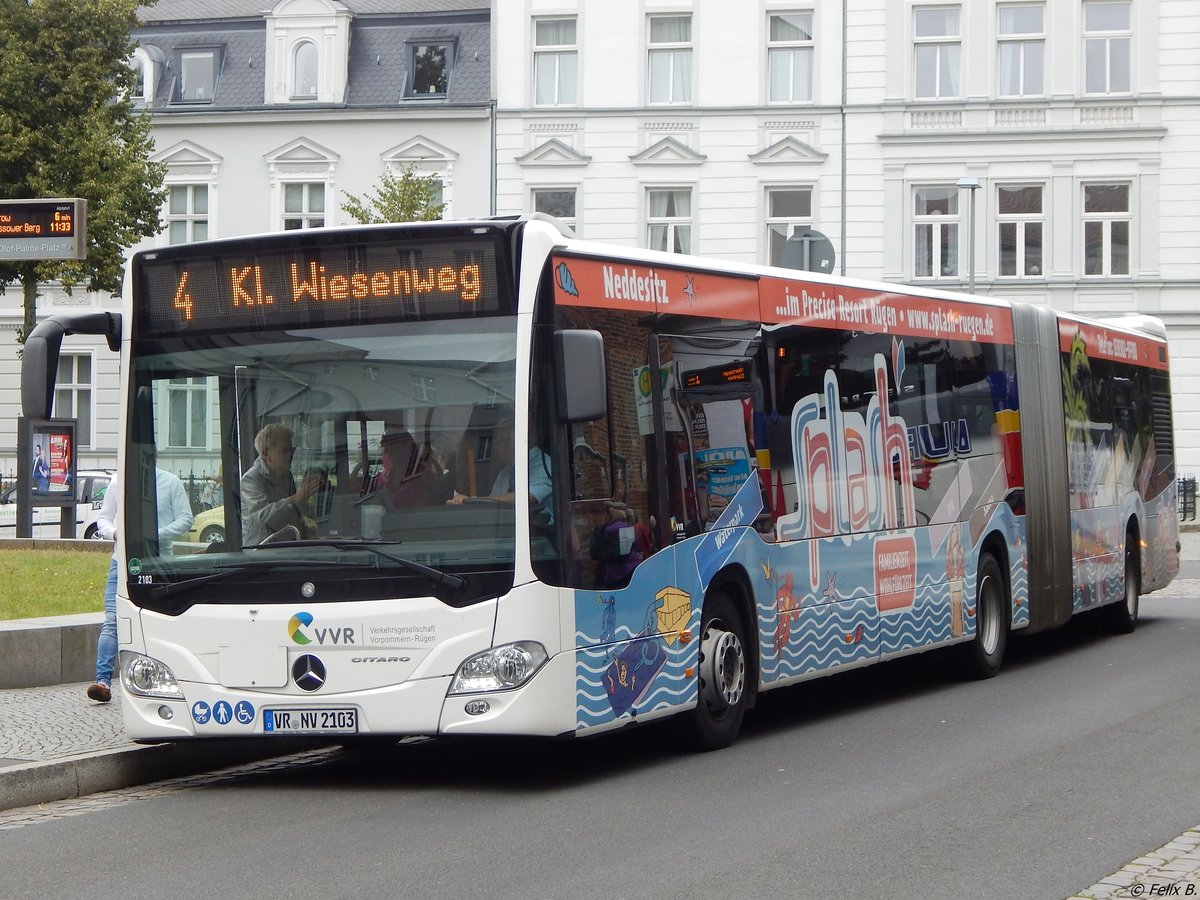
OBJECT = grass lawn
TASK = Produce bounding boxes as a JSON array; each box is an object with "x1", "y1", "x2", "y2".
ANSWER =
[{"x1": 0, "y1": 548, "x2": 111, "y2": 620}]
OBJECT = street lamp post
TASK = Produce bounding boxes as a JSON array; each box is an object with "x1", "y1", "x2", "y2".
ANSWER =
[{"x1": 956, "y1": 177, "x2": 982, "y2": 293}]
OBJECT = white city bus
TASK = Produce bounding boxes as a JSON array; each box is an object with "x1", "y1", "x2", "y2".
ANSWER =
[{"x1": 21, "y1": 216, "x2": 1178, "y2": 749}]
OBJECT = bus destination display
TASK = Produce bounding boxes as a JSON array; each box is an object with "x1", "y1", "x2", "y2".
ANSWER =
[{"x1": 136, "y1": 236, "x2": 505, "y2": 335}]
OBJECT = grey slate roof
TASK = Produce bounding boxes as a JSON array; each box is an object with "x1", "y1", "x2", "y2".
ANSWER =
[
  {"x1": 139, "y1": 0, "x2": 488, "y2": 23},
  {"x1": 134, "y1": 1, "x2": 490, "y2": 108}
]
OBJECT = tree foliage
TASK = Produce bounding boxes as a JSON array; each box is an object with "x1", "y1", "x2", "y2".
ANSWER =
[
  {"x1": 0, "y1": 0, "x2": 166, "y2": 342},
  {"x1": 341, "y1": 164, "x2": 445, "y2": 225}
]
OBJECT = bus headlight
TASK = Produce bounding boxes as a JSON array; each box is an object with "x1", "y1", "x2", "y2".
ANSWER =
[
  {"x1": 448, "y1": 642, "x2": 548, "y2": 694},
  {"x1": 121, "y1": 652, "x2": 184, "y2": 700}
]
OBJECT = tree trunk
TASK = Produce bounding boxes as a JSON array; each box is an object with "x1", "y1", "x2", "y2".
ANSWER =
[{"x1": 22, "y1": 273, "x2": 38, "y2": 346}]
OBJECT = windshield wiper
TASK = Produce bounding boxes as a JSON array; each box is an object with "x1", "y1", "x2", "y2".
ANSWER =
[
  {"x1": 267, "y1": 539, "x2": 469, "y2": 592},
  {"x1": 149, "y1": 558, "x2": 345, "y2": 602}
]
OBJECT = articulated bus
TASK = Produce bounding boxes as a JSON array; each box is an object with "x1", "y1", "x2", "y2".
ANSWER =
[{"x1": 22, "y1": 215, "x2": 1178, "y2": 749}]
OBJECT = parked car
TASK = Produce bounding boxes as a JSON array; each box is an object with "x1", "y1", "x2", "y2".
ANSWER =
[
  {"x1": 182, "y1": 505, "x2": 225, "y2": 545},
  {"x1": 0, "y1": 469, "x2": 114, "y2": 539}
]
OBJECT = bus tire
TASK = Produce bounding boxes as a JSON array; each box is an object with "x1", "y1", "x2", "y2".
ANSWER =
[
  {"x1": 1101, "y1": 533, "x2": 1139, "y2": 635},
  {"x1": 962, "y1": 553, "x2": 1008, "y2": 680},
  {"x1": 680, "y1": 590, "x2": 747, "y2": 751}
]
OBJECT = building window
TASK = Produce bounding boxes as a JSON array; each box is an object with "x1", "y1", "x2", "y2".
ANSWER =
[
  {"x1": 130, "y1": 57, "x2": 146, "y2": 100},
  {"x1": 293, "y1": 41, "x2": 318, "y2": 99},
  {"x1": 54, "y1": 354, "x2": 92, "y2": 448},
  {"x1": 167, "y1": 377, "x2": 208, "y2": 449},
  {"x1": 997, "y1": 184, "x2": 1043, "y2": 277},
  {"x1": 407, "y1": 43, "x2": 452, "y2": 97},
  {"x1": 129, "y1": 48, "x2": 159, "y2": 102},
  {"x1": 914, "y1": 186, "x2": 959, "y2": 278},
  {"x1": 766, "y1": 187, "x2": 813, "y2": 266},
  {"x1": 768, "y1": 12, "x2": 814, "y2": 103},
  {"x1": 534, "y1": 17, "x2": 577, "y2": 106},
  {"x1": 533, "y1": 188, "x2": 577, "y2": 232},
  {"x1": 1083, "y1": 0, "x2": 1130, "y2": 94},
  {"x1": 175, "y1": 49, "x2": 218, "y2": 103},
  {"x1": 1083, "y1": 183, "x2": 1130, "y2": 276},
  {"x1": 913, "y1": 7, "x2": 960, "y2": 99},
  {"x1": 166, "y1": 184, "x2": 209, "y2": 245},
  {"x1": 282, "y1": 182, "x2": 325, "y2": 230},
  {"x1": 648, "y1": 15, "x2": 692, "y2": 105},
  {"x1": 997, "y1": 4, "x2": 1044, "y2": 96},
  {"x1": 647, "y1": 188, "x2": 692, "y2": 254},
  {"x1": 427, "y1": 176, "x2": 446, "y2": 216}
]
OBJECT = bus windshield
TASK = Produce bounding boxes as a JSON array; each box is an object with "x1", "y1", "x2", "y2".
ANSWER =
[{"x1": 123, "y1": 315, "x2": 519, "y2": 614}]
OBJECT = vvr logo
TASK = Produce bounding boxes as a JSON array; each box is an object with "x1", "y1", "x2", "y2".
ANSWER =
[{"x1": 287, "y1": 611, "x2": 356, "y2": 646}]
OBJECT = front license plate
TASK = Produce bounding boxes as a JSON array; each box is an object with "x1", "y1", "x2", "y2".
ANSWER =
[{"x1": 263, "y1": 708, "x2": 358, "y2": 734}]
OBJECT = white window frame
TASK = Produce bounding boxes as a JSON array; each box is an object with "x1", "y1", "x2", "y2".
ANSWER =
[
  {"x1": 532, "y1": 187, "x2": 578, "y2": 233},
  {"x1": 533, "y1": 17, "x2": 578, "y2": 106},
  {"x1": 175, "y1": 48, "x2": 219, "y2": 103},
  {"x1": 1083, "y1": 0, "x2": 1131, "y2": 95},
  {"x1": 166, "y1": 183, "x2": 209, "y2": 245},
  {"x1": 406, "y1": 42, "x2": 454, "y2": 98},
  {"x1": 913, "y1": 6, "x2": 961, "y2": 100},
  {"x1": 647, "y1": 14, "x2": 693, "y2": 105},
  {"x1": 765, "y1": 186, "x2": 814, "y2": 266},
  {"x1": 129, "y1": 50, "x2": 154, "y2": 102},
  {"x1": 54, "y1": 353, "x2": 94, "y2": 449},
  {"x1": 996, "y1": 183, "x2": 1044, "y2": 278},
  {"x1": 292, "y1": 40, "x2": 319, "y2": 99},
  {"x1": 281, "y1": 181, "x2": 327, "y2": 231},
  {"x1": 1082, "y1": 182, "x2": 1130, "y2": 276},
  {"x1": 767, "y1": 11, "x2": 815, "y2": 104},
  {"x1": 165, "y1": 377, "x2": 210, "y2": 450},
  {"x1": 997, "y1": 4, "x2": 1045, "y2": 97},
  {"x1": 646, "y1": 186, "x2": 693, "y2": 254},
  {"x1": 913, "y1": 185, "x2": 959, "y2": 279}
]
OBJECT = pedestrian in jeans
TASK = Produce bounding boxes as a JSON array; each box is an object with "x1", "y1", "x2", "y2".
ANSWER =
[
  {"x1": 87, "y1": 476, "x2": 120, "y2": 703},
  {"x1": 87, "y1": 468, "x2": 194, "y2": 703}
]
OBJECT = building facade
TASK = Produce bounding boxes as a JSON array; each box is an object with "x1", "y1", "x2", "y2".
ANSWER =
[{"x1": 493, "y1": 0, "x2": 1200, "y2": 472}]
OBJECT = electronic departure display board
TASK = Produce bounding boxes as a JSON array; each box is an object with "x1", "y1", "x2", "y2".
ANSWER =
[
  {"x1": 134, "y1": 231, "x2": 511, "y2": 337},
  {"x1": 684, "y1": 360, "x2": 753, "y2": 388},
  {"x1": 0, "y1": 199, "x2": 87, "y2": 261}
]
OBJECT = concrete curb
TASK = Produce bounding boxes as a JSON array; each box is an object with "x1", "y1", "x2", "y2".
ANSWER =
[{"x1": 0, "y1": 738, "x2": 321, "y2": 812}]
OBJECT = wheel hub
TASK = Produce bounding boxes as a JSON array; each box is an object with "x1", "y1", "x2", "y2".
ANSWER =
[{"x1": 699, "y1": 622, "x2": 745, "y2": 712}]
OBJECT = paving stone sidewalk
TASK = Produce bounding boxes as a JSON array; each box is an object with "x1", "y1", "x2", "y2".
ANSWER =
[
  {"x1": 0, "y1": 681, "x2": 129, "y2": 767},
  {"x1": 0, "y1": 681, "x2": 315, "y2": 811},
  {"x1": 1071, "y1": 828, "x2": 1200, "y2": 899}
]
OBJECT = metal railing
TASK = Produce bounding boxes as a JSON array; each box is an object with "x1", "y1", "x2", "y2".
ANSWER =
[{"x1": 1179, "y1": 477, "x2": 1196, "y2": 522}]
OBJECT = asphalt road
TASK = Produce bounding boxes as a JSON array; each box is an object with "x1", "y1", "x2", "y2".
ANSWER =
[{"x1": 3, "y1": 585, "x2": 1198, "y2": 900}]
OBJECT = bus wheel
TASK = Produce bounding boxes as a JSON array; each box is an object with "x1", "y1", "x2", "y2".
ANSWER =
[
  {"x1": 1101, "y1": 534, "x2": 1139, "y2": 635},
  {"x1": 681, "y1": 591, "x2": 747, "y2": 751},
  {"x1": 962, "y1": 554, "x2": 1008, "y2": 679}
]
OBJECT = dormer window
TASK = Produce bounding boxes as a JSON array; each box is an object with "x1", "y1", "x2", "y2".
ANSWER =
[
  {"x1": 293, "y1": 41, "x2": 318, "y2": 99},
  {"x1": 129, "y1": 46, "x2": 160, "y2": 103},
  {"x1": 175, "y1": 48, "x2": 220, "y2": 103},
  {"x1": 406, "y1": 42, "x2": 453, "y2": 98},
  {"x1": 131, "y1": 57, "x2": 146, "y2": 100}
]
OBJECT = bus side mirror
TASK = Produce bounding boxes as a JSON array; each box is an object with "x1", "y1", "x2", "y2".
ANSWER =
[
  {"x1": 555, "y1": 329, "x2": 606, "y2": 422},
  {"x1": 21, "y1": 311, "x2": 122, "y2": 419}
]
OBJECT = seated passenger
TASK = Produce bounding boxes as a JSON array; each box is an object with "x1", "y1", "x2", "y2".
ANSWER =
[
  {"x1": 241, "y1": 423, "x2": 319, "y2": 544},
  {"x1": 370, "y1": 428, "x2": 450, "y2": 508}
]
